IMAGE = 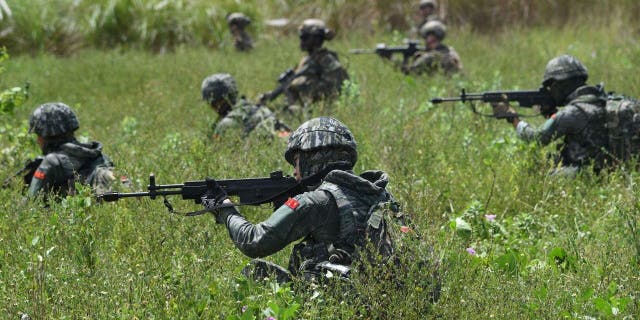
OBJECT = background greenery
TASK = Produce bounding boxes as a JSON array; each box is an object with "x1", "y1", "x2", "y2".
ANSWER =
[{"x1": 1, "y1": 0, "x2": 639, "y2": 319}]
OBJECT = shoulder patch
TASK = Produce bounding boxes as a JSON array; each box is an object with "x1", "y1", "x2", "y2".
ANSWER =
[
  {"x1": 284, "y1": 197, "x2": 300, "y2": 210},
  {"x1": 34, "y1": 169, "x2": 46, "y2": 180}
]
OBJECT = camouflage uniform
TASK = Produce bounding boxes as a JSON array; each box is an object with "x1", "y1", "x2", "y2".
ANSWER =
[
  {"x1": 406, "y1": 20, "x2": 462, "y2": 75},
  {"x1": 516, "y1": 85, "x2": 608, "y2": 172},
  {"x1": 227, "y1": 12, "x2": 253, "y2": 52},
  {"x1": 407, "y1": 44, "x2": 462, "y2": 75},
  {"x1": 413, "y1": 0, "x2": 441, "y2": 37},
  {"x1": 286, "y1": 48, "x2": 349, "y2": 106},
  {"x1": 501, "y1": 55, "x2": 609, "y2": 175},
  {"x1": 285, "y1": 19, "x2": 349, "y2": 108},
  {"x1": 202, "y1": 73, "x2": 288, "y2": 138},
  {"x1": 27, "y1": 102, "x2": 114, "y2": 197},
  {"x1": 210, "y1": 117, "x2": 396, "y2": 282},
  {"x1": 214, "y1": 98, "x2": 281, "y2": 138}
]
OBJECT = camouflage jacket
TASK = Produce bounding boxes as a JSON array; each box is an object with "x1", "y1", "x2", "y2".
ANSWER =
[
  {"x1": 405, "y1": 44, "x2": 462, "y2": 75},
  {"x1": 28, "y1": 140, "x2": 114, "y2": 197},
  {"x1": 286, "y1": 48, "x2": 349, "y2": 106},
  {"x1": 214, "y1": 99, "x2": 283, "y2": 138},
  {"x1": 233, "y1": 31, "x2": 253, "y2": 51},
  {"x1": 516, "y1": 85, "x2": 609, "y2": 169},
  {"x1": 217, "y1": 169, "x2": 391, "y2": 275}
]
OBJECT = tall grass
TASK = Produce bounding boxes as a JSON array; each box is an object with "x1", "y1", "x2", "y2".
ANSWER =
[
  {"x1": 1, "y1": 0, "x2": 639, "y2": 55},
  {"x1": 0, "y1": 15, "x2": 639, "y2": 318}
]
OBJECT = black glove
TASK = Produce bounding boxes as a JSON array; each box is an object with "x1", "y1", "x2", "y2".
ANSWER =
[
  {"x1": 491, "y1": 102, "x2": 517, "y2": 123},
  {"x1": 201, "y1": 178, "x2": 229, "y2": 223},
  {"x1": 258, "y1": 92, "x2": 271, "y2": 105}
]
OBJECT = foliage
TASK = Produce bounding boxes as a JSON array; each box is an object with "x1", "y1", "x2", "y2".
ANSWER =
[
  {"x1": 0, "y1": 7, "x2": 639, "y2": 319},
  {"x1": 0, "y1": 0, "x2": 639, "y2": 55}
]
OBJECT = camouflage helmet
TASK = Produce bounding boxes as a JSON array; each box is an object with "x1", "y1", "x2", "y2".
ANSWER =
[
  {"x1": 420, "y1": 20, "x2": 446, "y2": 40},
  {"x1": 284, "y1": 116, "x2": 357, "y2": 166},
  {"x1": 542, "y1": 54, "x2": 588, "y2": 86},
  {"x1": 201, "y1": 73, "x2": 238, "y2": 105},
  {"x1": 29, "y1": 102, "x2": 79, "y2": 137},
  {"x1": 299, "y1": 19, "x2": 335, "y2": 40},
  {"x1": 419, "y1": 0, "x2": 437, "y2": 9},
  {"x1": 226, "y1": 12, "x2": 251, "y2": 28}
]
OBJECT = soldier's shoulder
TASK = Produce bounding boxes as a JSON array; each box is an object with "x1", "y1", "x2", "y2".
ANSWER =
[{"x1": 315, "y1": 49, "x2": 343, "y2": 69}]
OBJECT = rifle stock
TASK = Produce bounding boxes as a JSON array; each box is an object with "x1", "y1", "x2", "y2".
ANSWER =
[{"x1": 431, "y1": 88, "x2": 554, "y2": 108}]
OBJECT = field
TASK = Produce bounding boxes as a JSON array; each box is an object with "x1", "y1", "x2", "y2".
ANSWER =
[{"x1": 1, "y1": 1, "x2": 640, "y2": 319}]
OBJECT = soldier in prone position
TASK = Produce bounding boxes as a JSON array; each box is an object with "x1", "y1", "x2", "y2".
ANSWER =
[
  {"x1": 201, "y1": 73, "x2": 289, "y2": 139},
  {"x1": 27, "y1": 102, "x2": 114, "y2": 198},
  {"x1": 491, "y1": 55, "x2": 610, "y2": 176},
  {"x1": 201, "y1": 117, "x2": 400, "y2": 284}
]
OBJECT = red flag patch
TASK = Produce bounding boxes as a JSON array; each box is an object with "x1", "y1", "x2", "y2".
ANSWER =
[
  {"x1": 284, "y1": 197, "x2": 300, "y2": 210},
  {"x1": 33, "y1": 170, "x2": 46, "y2": 180},
  {"x1": 400, "y1": 226, "x2": 412, "y2": 233}
]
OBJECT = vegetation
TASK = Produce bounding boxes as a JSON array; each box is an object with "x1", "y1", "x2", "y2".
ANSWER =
[{"x1": 1, "y1": 1, "x2": 639, "y2": 319}]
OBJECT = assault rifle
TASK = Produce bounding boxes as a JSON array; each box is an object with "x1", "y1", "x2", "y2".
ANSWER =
[
  {"x1": 2, "y1": 156, "x2": 43, "y2": 189},
  {"x1": 259, "y1": 62, "x2": 317, "y2": 104},
  {"x1": 98, "y1": 170, "x2": 302, "y2": 215},
  {"x1": 430, "y1": 88, "x2": 555, "y2": 118},
  {"x1": 349, "y1": 40, "x2": 424, "y2": 65}
]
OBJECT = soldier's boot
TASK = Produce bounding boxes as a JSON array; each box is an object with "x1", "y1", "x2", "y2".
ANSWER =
[{"x1": 241, "y1": 258, "x2": 292, "y2": 284}]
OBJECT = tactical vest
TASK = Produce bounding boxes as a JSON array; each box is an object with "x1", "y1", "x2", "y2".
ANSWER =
[
  {"x1": 604, "y1": 94, "x2": 640, "y2": 162},
  {"x1": 48, "y1": 151, "x2": 114, "y2": 195},
  {"x1": 559, "y1": 88, "x2": 608, "y2": 168},
  {"x1": 316, "y1": 180, "x2": 397, "y2": 265}
]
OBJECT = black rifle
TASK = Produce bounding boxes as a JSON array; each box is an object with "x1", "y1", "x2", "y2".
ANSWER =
[
  {"x1": 259, "y1": 62, "x2": 316, "y2": 104},
  {"x1": 431, "y1": 88, "x2": 555, "y2": 118},
  {"x1": 98, "y1": 170, "x2": 302, "y2": 214},
  {"x1": 350, "y1": 40, "x2": 425, "y2": 65},
  {"x1": 2, "y1": 156, "x2": 43, "y2": 189},
  {"x1": 431, "y1": 87, "x2": 554, "y2": 107}
]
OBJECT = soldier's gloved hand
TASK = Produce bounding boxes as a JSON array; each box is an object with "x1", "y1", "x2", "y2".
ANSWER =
[
  {"x1": 491, "y1": 102, "x2": 517, "y2": 123},
  {"x1": 258, "y1": 92, "x2": 271, "y2": 105},
  {"x1": 201, "y1": 178, "x2": 229, "y2": 223}
]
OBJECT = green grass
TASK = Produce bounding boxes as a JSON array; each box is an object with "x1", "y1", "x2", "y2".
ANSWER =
[{"x1": 0, "y1": 22, "x2": 639, "y2": 319}]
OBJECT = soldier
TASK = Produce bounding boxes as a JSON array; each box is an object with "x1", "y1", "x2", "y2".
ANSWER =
[
  {"x1": 201, "y1": 73, "x2": 289, "y2": 138},
  {"x1": 410, "y1": 0, "x2": 441, "y2": 38},
  {"x1": 200, "y1": 117, "x2": 405, "y2": 284},
  {"x1": 492, "y1": 55, "x2": 609, "y2": 176},
  {"x1": 27, "y1": 102, "x2": 114, "y2": 198},
  {"x1": 261, "y1": 19, "x2": 349, "y2": 115},
  {"x1": 227, "y1": 12, "x2": 253, "y2": 51},
  {"x1": 403, "y1": 20, "x2": 462, "y2": 75}
]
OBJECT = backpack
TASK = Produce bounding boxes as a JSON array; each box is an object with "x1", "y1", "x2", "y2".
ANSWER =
[{"x1": 605, "y1": 94, "x2": 640, "y2": 161}]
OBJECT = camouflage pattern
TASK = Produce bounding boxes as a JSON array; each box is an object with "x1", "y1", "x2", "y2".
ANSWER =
[
  {"x1": 217, "y1": 168, "x2": 394, "y2": 282},
  {"x1": 284, "y1": 116, "x2": 357, "y2": 166},
  {"x1": 286, "y1": 48, "x2": 349, "y2": 107},
  {"x1": 29, "y1": 102, "x2": 79, "y2": 138},
  {"x1": 227, "y1": 13, "x2": 253, "y2": 51},
  {"x1": 419, "y1": 20, "x2": 446, "y2": 40},
  {"x1": 406, "y1": 44, "x2": 462, "y2": 75},
  {"x1": 299, "y1": 19, "x2": 334, "y2": 40},
  {"x1": 227, "y1": 12, "x2": 251, "y2": 28},
  {"x1": 28, "y1": 140, "x2": 115, "y2": 197},
  {"x1": 542, "y1": 54, "x2": 588, "y2": 86},
  {"x1": 516, "y1": 85, "x2": 609, "y2": 170},
  {"x1": 201, "y1": 73, "x2": 238, "y2": 105},
  {"x1": 605, "y1": 95, "x2": 640, "y2": 161},
  {"x1": 214, "y1": 99, "x2": 281, "y2": 138}
]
